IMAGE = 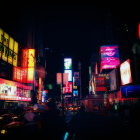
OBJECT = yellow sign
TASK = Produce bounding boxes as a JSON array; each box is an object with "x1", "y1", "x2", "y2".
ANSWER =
[
  {"x1": 8, "y1": 37, "x2": 14, "y2": 64},
  {"x1": 28, "y1": 49, "x2": 35, "y2": 67},
  {"x1": 27, "y1": 68, "x2": 34, "y2": 83},
  {"x1": 0, "y1": 28, "x2": 19, "y2": 66},
  {"x1": 73, "y1": 86, "x2": 77, "y2": 89},
  {"x1": 0, "y1": 28, "x2": 3, "y2": 43}
]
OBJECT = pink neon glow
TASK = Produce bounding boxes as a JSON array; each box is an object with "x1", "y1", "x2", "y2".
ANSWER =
[
  {"x1": 138, "y1": 22, "x2": 140, "y2": 39},
  {"x1": 100, "y1": 46, "x2": 120, "y2": 70},
  {"x1": 63, "y1": 82, "x2": 72, "y2": 93},
  {"x1": 120, "y1": 59, "x2": 132, "y2": 85}
]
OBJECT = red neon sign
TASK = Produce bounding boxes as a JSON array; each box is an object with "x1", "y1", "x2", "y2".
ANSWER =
[{"x1": 63, "y1": 82, "x2": 72, "y2": 93}]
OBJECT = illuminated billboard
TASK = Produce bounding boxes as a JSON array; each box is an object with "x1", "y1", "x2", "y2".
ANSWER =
[
  {"x1": 94, "y1": 74, "x2": 108, "y2": 92},
  {"x1": 73, "y1": 90, "x2": 78, "y2": 96},
  {"x1": 63, "y1": 73, "x2": 68, "y2": 84},
  {"x1": 63, "y1": 82, "x2": 72, "y2": 93},
  {"x1": 120, "y1": 59, "x2": 132, "y2": 85},
  {"x1": 21, "y1": 49, "x2": 35, "y2": 83},
  {"x1": 100, "y1": 45, "x2": 120, "y2": 70},
  {"x1": 42, "y1": 90, "x2": 48, "y2": 102},
  {"x1": 56, "y1": 73, "x2": 62, "y2": 84},
  {"x1": 22, "y1": 49, "x2": 35, "y2": 68},
  {"x1": 0, "y1": 28, "x2": 18, "y2": 66},
  {"x1": 121, "y1": 85, "x2": 140, "y2": 98},
  {"x1": 0, "y1": 78, "x2": 32, "y2": 101},
  {"x1": 13, "y1": 67, "x2": 22, "y2": 82},
  {"x1": 64, "y1": 70, "x2": 72, "y2": 81},
  {"x1": 63, "y1": 58, "x2": 73, "y2": 94},
  {"x1": 64, "y1": 58, "x2": 72, "y2": 69}
]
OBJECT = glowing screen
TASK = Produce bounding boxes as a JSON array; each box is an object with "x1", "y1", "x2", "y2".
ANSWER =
[
  {"x1": 64, "y1": 58, "x2": 72, "y2": 69},
  {"x1": 120, "y1": 59, "x2": 132, "y2": 85},
  {"x1": 100, "y1": 45, "x2": 120, "y2": 70}
]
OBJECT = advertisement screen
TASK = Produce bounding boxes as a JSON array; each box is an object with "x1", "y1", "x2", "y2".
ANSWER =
[
  {"x1": 121, "y1": 85, "x2": 140, "y2": 98},
  {"x1": 21, "y1": 49, "x2": 35, "y2": 83},
  {"x1": 42, "y1": 90, "x2": 48, "y2": 102},
  {"x1": 100, "y1": 45, "x2": 120, "y2": 70},
  {"x1": 63, "y1": 82, "x2": 72, "y2": 93},
  {"x1": 73, "y1": 90, "x2": 78, "y2": 96},
  {"x1": 0, "y1": 78, "x2": 31, "y2": 101},
  {"x1": 64, "y1": 70, "x2": 72, "y2": 81},
  {"x1": 64, "y1": 58, "x2": 72, "y2": 69},
  {"x1": 74, "y1": 72, "x2": 80, "y2": 86},
  {"x1": 56, "y1": 73, "x2": 62, "y2": 84},
  {"x1": 63, "y1": 73, "x2": 68, "y2": 85},
  {"x1": 120, "y1": 59, "x2": 132, "y2": 85},
  {"x1": 94, "y1": 74, "x2": 108, "y2": 92}
]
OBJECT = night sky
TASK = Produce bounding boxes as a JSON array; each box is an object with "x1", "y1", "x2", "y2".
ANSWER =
[{"x1": 1, "y1": 1, "x2": 140, "y2": 96}]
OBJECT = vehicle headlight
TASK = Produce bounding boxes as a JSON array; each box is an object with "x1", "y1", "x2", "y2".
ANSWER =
[{"x1": 1, "y1": 129, "x2": 7, "y2": 135}]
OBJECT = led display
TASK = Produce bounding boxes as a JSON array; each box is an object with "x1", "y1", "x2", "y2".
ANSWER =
[
  {"x1": 64, "y1": 70, "x2": 72, "y2": 81},
  {"x1": 0, "y1": 78, "x2": 32, "y2": 101},
  {"x1": 100, "y1": 45, "x2": 120, "y2": 70},
  {"x1": 120, "y1": 59, "x2": 132, "y2": 85},
  {"x1": 63, "y1": 82, "x2": 72, "y2": 93},
  {"x1": 56, "y1": 73, "x2": 62, "y2": 84},
  {"x1": 21, "y1": 49, "x2": 35, "y2": 83},
  {"x1": 63, "y1": 73, "x2": 68, "y2": 84},
  {"x1": 121, "y1": 85, "x2": 140, "y2": 98},
  {"x1": 73, "y1": 90, "x2": 78, "y2": 96},
  {"x1": 64, "y1": 58, "x2": 72, "y2": 69}
]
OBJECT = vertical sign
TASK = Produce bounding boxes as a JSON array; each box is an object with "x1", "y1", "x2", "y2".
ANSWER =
[
  {"x1": 2, "y1": 32, "x2": 9, "y2": 61},
  {"x1": 0, "y1": 28, "x2": 3, "y2": 58},
  {"x1": 138, "y1": 22, "x2": 140, "y2": 39},
  {"x1": 120, "y1": 59, "x2": 132, "y2": 85},
  {"x1": 63, "y1": 73, "x2": 68, "y2": 85},
  {"x1": 21, "y1": 49, "x2": 35, "y2": 83},
  {"x1": 13, "y1": 41, "x2": 18, "y2": 66},
  {"x1": 74, "y1": 72, "x2": 80, "y2": 86},
  {"x1": 22, "y1": 49, "x2": 28, "y2": 67},
  {"x1": 8, "y1": 37, "x2": 14, "y2": 64},
  {"x1": 64, "y1": 58, "x2": 73, "y2": 93},
  {"x1": 56, "y1": 73, "x2": 62, "y2": 84}
]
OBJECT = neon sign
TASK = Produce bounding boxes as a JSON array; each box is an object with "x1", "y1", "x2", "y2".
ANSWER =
[
  {"x1": 21, "y1": 49, "x2": 35, "y2": 83},
  {"x1": 100, "y1": 45, "x2": 120, "y2": 70}
]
